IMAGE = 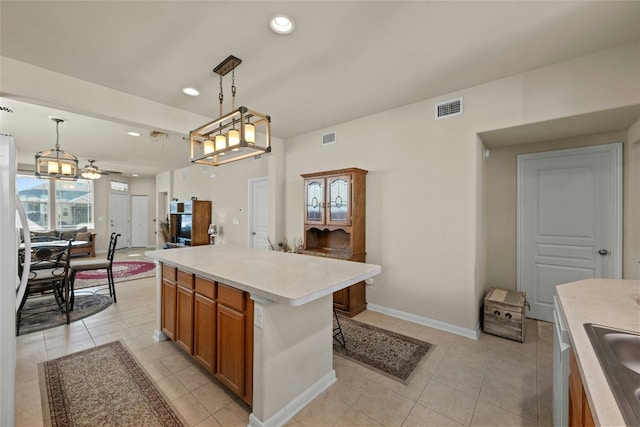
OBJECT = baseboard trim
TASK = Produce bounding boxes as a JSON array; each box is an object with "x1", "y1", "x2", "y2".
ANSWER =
[
  {"x1": 367, "y1": 303, "x2": 481, "y2": 340},
  {"x1": 248, "y1": 370, "x2": 337, "y2": 427},
  {"x1": 152, "y1": 329, "x2": 168, "y2": 343}
]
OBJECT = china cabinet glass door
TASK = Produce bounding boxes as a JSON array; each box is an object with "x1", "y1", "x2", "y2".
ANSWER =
[
  {"x1": 305, "y1": 179, "x2": 324, "y2": 224},
  {"x1": 327, "y1": 175, "x2": 351, "y2": 226}
]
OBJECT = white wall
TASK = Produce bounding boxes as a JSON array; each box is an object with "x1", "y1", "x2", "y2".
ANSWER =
[
  {"x1": 170, "y1": 157, "x2": 269, "y2": 246},
  {"x1": 284, "y1": 41, "x2": 640, "y2": 334}
]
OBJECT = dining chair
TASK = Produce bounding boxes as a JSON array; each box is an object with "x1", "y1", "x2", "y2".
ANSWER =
[
  {"x1": 16, "y1": 240, "x2": 73, "y2": 335},
  {"x1": 68, "y1": 232, "x2": 120, "y2": 307}
]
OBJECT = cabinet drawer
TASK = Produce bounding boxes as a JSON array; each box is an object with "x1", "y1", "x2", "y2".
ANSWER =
[
  {"x1": 177, "y1": 270, "x2": 194, "y2": 289},
  {"x1": 162, "y1": 264, "x2": 177, "y2": 282},
  {"x1": 195, "y1": 277, "x2": 216, "y2": 299},
  {"x1": 218, "y1": 283, "x2": 245, "y2": 312}
]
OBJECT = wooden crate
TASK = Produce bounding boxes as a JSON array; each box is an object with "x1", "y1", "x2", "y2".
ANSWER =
[{"x1": 483, "y1": 287, "x2": 527, "y2": 342}]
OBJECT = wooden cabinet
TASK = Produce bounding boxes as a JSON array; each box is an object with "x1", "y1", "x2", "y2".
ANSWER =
[
  {"x1": 569, "y1": 348, "x2": 596, "y2": 427},
  {"x1": 194, "y1": 277, "x2": 216, "y2": 374},
  {"x1": 216, "y1": 284, "x2": 254, "y2": 406},
  {"x1": 175, "y1": 270, "x2": 195, "y2": 354},
  {"x1": 169, "y1": 200, "x2": 212, "y2": 246},
  {"x1": 160, "y1": 264, "x2": 253, "y2": 406},
  {"x1": 301, "y1": 168, "x2": 367, "y2": 317},
  {"x1": 161, "y1": 264, "x2": 177, "y2": 340}
]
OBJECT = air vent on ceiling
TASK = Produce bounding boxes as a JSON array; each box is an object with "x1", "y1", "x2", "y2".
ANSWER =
[
  {"x1": 435, "y1": 97, "x2": 463, "y2": 120},
  {"x1": 322, "y1": 131, "x2": 336, "y2": 145}
]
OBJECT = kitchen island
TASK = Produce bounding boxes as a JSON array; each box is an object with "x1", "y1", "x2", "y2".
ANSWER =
[
  {"x1": 146, "y1": 245, "x2": 381, "y2": 427},
  {"x1": 556, "y1": 279, "x2": 640, "y2": 426}
]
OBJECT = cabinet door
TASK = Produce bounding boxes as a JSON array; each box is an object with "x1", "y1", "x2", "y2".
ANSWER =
[
  {"x1": 333, "y1": 288, "x2": 349, "y2": 310},
  {"x1": 161, "y1": 279, "x2": 177, "y2": 340},
  {"x1": 305, "y1": 178, "x2": 325, "y2": 225},
  {"x1": 176, "y1": 286, "x2": 194, "y2": 354},
  {"x1": 216, "y1": 304, "x2": 246, "y2": 397},
  {"x1": 327, "y1": 175, "x2": 351, "y2": 226},
  {"x1": 194, "y1": 293, "x2": 216, "y2": 373}
]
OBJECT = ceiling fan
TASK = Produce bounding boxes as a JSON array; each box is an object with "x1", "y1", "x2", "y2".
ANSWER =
[{"x1": 81, "y1": 159, "x2": 122, "y2": 180}]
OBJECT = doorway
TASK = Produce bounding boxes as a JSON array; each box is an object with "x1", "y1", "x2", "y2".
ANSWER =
[
  {"x1": 131, "y1": 195, "x2": 148, "y2": 248},
  {"x1": 517, "y1": 143, "x2": 622, "y2": 321},
  {"x1": 109, "y1": 192, "x2": 129, "y2": 250},
  {"x1": 248, "y1": 177, "x2": 269, "y2": 249}
]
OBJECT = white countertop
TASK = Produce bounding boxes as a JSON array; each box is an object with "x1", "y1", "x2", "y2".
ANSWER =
[
  {"x1": 146, "y1": 245, "x2": 381, "y2": 306},
  {"x1": 556, "y1": 278, "x2": 640, "y2": 426}
]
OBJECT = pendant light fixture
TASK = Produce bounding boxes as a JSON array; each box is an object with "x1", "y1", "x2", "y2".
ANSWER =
[
  {"x1": 190, "y1": 55, "x2": 271, "y2": 166},
  {"x1": 35, "y1": 117, "x2": 79, "y2": 180}
]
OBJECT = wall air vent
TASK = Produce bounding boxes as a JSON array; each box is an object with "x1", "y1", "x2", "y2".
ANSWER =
[
  {"x1": 435, "y1": 97, "x2": 463, "y2": 120},
  {"x1": 322, "y1": 131, "x2": 336, "y2": 145}
]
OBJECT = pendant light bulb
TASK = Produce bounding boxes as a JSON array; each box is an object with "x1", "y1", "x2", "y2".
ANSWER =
[
  {"x1": 245, "y1": 123, "x2": 256, "y2": 144},
  {"x1": 228, "y1": 129, "x2": 240, "y2": 148},
  {"x1": 48, "y1": 161, "x2": 59, "y2": 174},
  {"x1": 204, "y1": 139, "x2": 215, "y2": 155},
  {"x1": 215, "y1": 134, "x2": 227, "y2": 153}
]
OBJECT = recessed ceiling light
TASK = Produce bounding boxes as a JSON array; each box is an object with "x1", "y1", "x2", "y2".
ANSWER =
[
  {"x1": 127, "y1": 131, "x2": 141, "y2": 137},
  {"x1": 270, "y1": 15, "x2": 295, "y2": 34},
  {"x1": 182, "y1": 87, "x2": 200, "y2": 96},
  {"x1": 132, "y1": 174, "x2": 139, "y2": 177}
]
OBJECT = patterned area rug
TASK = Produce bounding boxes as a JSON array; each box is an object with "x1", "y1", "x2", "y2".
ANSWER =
[
  {"x1": 74, "y1": 260, "x2": 156, "y2": 290},
  {"x1": 18, "y1": 294, "x2": 112, "y2": 336},
  {"x1": 39, "y1": 341, "x2": 185, "y2": 427},
  {"x1": 333, "y1": 316, "x2": 434, "y2": 384}
]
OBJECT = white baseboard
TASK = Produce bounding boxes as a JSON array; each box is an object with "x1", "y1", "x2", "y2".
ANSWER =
[
  {"x1": 367, "y1": 303, "x2": 481, "y2": 340},
  {"x1": 248, "y1": 370, "x2": 337, "y2": 427},
  {"x1": 152, "y1": 329, "x2": 168, "y2": 343}
]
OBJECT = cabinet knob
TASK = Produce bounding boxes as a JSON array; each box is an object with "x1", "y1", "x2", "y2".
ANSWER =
[{"x1": 598, "y1": 249, "x2": 608, "y2": 255}]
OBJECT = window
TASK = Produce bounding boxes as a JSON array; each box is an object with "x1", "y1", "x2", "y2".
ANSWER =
[
  {"x1": 16, "y1": 174, "x2": 95, "y2": 230},
  {"x1": 110, "y1": 180, "x2": 128, "y2": 192},
  {"x1": 16, "y1": 175, "x2": 49, "y2": 230},
  {"x1": 55, "y1": 180, "x2": 94, "y2": 229}
]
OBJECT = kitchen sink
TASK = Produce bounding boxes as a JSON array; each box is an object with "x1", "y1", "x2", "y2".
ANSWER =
[{"x1": 584, "y1": 323, "x2": 640, "y2": 426}]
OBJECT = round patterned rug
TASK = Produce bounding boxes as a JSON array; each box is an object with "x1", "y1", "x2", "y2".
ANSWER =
[
  {"x1": 74, "y1": 260, "x2": 156, "y2": 289},
  {"x1": 18, "y1": 294, "x2": 112, "y2": 335}
]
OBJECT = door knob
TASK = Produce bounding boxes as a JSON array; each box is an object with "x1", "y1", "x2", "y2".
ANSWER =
[
  {"x1": 252, "y1": 232, "x2": 256, "y2": 235},
  {"x1": 598, "y1": 249, "x2": 608, "y2": 255}
]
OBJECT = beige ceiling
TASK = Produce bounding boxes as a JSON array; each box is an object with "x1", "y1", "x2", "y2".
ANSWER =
[{"x1": 1, "y1": 1, "x2": 639, "y2": 177}]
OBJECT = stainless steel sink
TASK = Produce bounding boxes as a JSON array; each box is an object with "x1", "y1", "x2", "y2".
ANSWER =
[{"x1": 584, "y1": 323, "x2": 640, "y2": 426}]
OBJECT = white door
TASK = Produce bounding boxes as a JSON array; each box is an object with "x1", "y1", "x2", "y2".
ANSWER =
[
  {"x1": 109, "y1": 192, "x2": 129, "y2": 249},
  {"x1": 249, "y1": 177, "x2": 269, "y2": 249},
  {"x1": 517, "y1": 143, "x2": 622, "y2": 322},
  {"x1": 131, "y1": 195, "x2": 148, "y2": 247}
]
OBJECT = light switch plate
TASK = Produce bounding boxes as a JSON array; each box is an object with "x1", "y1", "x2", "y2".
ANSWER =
[{"x1": 254, "y1": 306, "x2": 263, "y2": 329}]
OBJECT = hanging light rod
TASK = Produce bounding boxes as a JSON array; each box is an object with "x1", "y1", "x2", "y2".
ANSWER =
[{"x1": 190, "y1": 55, "x2": 271, "y2": 167}]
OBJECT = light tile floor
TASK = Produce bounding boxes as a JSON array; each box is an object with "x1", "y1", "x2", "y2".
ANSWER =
[{"x1": 16, "y1": 248, "x2": 553, "y2": 427}]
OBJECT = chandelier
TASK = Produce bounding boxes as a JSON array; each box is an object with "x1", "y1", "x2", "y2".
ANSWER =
[
  {"x1": 35, "y1": 117, "x2": 78, "y2": 180},
  {"x1": 190, "y1": 55, "x2": 271, "y2": 166}
]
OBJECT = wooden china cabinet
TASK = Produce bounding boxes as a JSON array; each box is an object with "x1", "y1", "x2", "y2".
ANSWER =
[{"x1": 300, "y1": 167, "x2": 367, "y2": 317}]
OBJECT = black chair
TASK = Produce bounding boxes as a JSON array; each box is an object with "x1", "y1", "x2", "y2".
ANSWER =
[
  {"x1": 17, "y1": 240, "x2": 73, "y2": 335},
  {"x1": 333, "y1": 307, "x2": 346, "y2": 348},
  {"x1": 69, "y1": 232, "x2": 120, "y2": 306}
]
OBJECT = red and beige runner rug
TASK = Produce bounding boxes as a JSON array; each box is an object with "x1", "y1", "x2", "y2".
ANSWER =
[
  {"x1": 74, "y1": 260, "x2": 156, "y2": 290},
  {"x1": 38, "y1": 341, "x2": 185, "y2": 427}
]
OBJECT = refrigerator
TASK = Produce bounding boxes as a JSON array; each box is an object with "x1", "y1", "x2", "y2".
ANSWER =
[{"x1": 0, "y1": 133, "x2": 17, "y2": 425}]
